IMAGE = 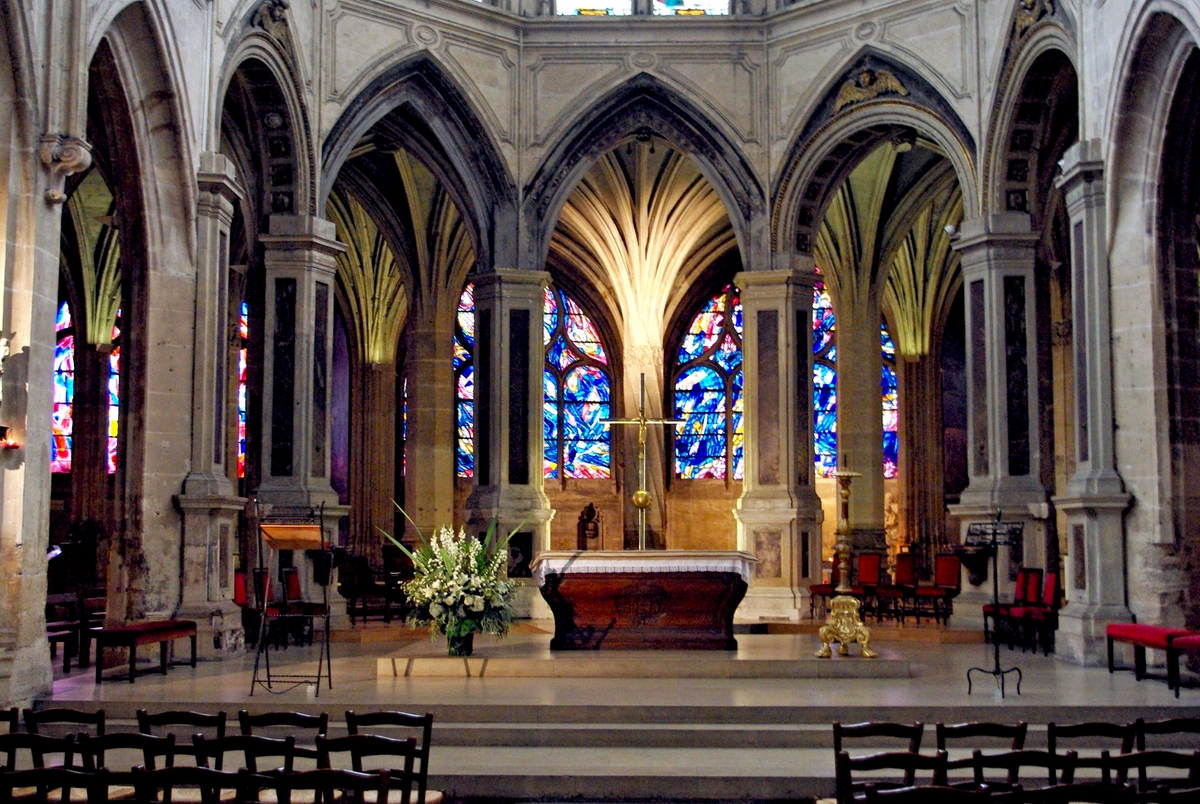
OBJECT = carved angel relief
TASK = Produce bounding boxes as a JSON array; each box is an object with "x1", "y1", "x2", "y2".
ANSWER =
[
  {"x1": 252, "y1": 0, "x2": 289, "y2": 39},
  {"x1": 1014, "y1": 0, "x2": 1053, "y2": 39},
  {"x1": 833, "y1": 69, "x2": 909, "y2": 113}
]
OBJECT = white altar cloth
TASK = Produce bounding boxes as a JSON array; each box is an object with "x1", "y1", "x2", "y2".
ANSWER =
[{"x1": 530, "y1": 550, "x2": 758, "y2": 587}]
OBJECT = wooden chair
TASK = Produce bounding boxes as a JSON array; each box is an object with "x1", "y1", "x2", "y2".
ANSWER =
[
  {"x1": 238, "y1": 711, "x2": 329, "y2": 764},
  {"x1": 262, "y1": 768, "x2": 398, "y2": 804},
  {"x1": 1007, "y1": 571, "x2": 1061, "y2": 654},
  {"x1": 137, "y1": 710, "x2": 228, "y2": 759},
  {"x1": 850, "y1": 554, "x2": 883, "y2": 620},
  {"x1": 967, "y1": 749, "x2": 1069, "y2": 791},
  {"x1": 344, "y1": 711, "x2": 440, "y2": 804},
  {"x1": 808, "y1": 560, "x2": 842, "y2": 620},
  {"x1": 983, "y1": 568, "x2": 1035, "y2": 645},
  {"x1": 193, "y1": 735, "x2": 295, "y2": 804},
  {"x1": 913, "y1": 554, "x2": 962, "y2": 625},
  {"x1": 23, "y1": 709, "x2": 104, "y2": 739},
  {"x1": 130, "y1": 765, "x2": 247, "y2": 804},
  {"x1": 1134, "y1": 717, "x2": 1200, "y2": 751},
  {"x1": 0, "y1": 733, "x2": 84, "y2": 803},
  {"x1": 315, "y1": 735, "x2": 416, "y2": 804},
  {"x1": 1099, "y1": 748, "x2": 1200, "y2": 798},
  {"x1": 935, "y1": 721, "x2": 1028, "y2": 775},
  {"x1": 280, "y1": 568, "x2": 324, "y2": 647},
  {"x1": 862, "y1": 785, "x2": 1002, "y2": 802},
  {"x1": 823, "y1": 721, "x2": 926, "y2": 802},
  {"x1": 76, "y1": 733, "x2": 177, "y2": 803},
  {"x1": 833, "y1": 750, "x2": 948, "y2": 804},
  {"x1": 3, "y1": 708, "x2": 18, "y2": 734},
  {"x1": 45, "y1": 593, "x2": 83, "y2": 674},
  {"x1": 0, "y1": 767, "x2": 108, "y2": 804},
  {"x1": 1046, "y1": 722, "x2": 1135, "y2": 785}
]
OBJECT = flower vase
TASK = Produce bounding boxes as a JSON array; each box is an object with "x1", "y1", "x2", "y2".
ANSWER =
[{"x1": 447, "y1": 631, "x2": 475, "y2": 657}]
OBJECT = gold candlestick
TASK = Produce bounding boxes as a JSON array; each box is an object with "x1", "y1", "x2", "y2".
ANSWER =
[{"x1": 816, "y1": 464, "x2": 877, "y2": 658}]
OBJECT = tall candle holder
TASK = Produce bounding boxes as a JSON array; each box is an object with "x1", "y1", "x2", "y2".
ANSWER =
[{"x1": 816, "y1": 465, "x2": 877, "y2": 658}]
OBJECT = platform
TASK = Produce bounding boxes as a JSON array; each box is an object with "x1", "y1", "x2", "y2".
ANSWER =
[{"x1": 375, "y1": 632, "x2": 909, "y2": 678}]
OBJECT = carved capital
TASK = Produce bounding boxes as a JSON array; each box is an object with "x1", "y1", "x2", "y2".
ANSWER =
[{"x1": 39, "y1": 134, "x2": 92, "y2": 204}]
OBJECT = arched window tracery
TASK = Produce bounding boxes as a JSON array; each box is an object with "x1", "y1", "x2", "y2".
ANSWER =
[
  {"x1": 543, "y1": 286, "x2": 612, "y2": 480},
  {"x1": 674, "y1": 284, "x2": 744, "y2": 481}
]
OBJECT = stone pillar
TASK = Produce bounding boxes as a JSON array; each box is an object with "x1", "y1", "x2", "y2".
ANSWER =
[
  {"x1": 831, "y1": 288, "x2": 886, "y2": 549},
  {"x1": 1051, "y1": 141, "x2": 1132, "y2": 664},
  {"x1": 735, "y1": 263, "x2": 824, "y2": 621},
  {"x1": 257, "y1": 215, "x2": 348, "y2": 605},
  {"x1": 465, "y1": 270, "x2": 555, "y2": 617},
  {"x1": 898, "y1": 353, "x2": 947, "y2": 579},
  {"x1": 350, "y1": 362, "x2": 399, "y2": 566},
  {"x1": 175, "y1": 153, "x2": 248, "y2": 657},
  {"x1": 948, "y1": 214, "x2": 1048, "y2": 626},
  {"x1": 402, "y1": 312, "x2": 456, "y2": 543}
]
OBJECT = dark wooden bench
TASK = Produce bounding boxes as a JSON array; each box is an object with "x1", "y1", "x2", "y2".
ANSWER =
[
  {"x1": 1167, "y1": 633, "x2": 1200, "y2": 697},
  {"x1": 1107, "y1": 622, "x2": 1192, "y2": 680},
  {"x1": 92, "y1": 619, "x2": 197, "y2": 683}
]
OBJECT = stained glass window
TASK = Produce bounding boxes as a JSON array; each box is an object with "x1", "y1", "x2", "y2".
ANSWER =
[
  {"x1": 811, "y1": 283, "x2": 901, "y2": 478},
  {"x1": 544, "y1": 287, "x2": 611, "y2": 480},
  {"x1": 674, "y1": 284, "x2": 744, "y2": 480},
  {"x1": 106, "y1": 311, "x2": 121, "y2": 474},
  {"x1": 556, "y1": 0, "x2": 632, "y2": 14},
  {"x1": 813, "y1": 284, "x2": 838, "y2": 478},
  {"x1": 454, "y1": 283, "x2": 475, "y2": 478},
  {"x1": 238, "y1": 301, "x2": 249, "y2": 479},
  {"x1": 882, "y1": 325, "x2": 898, "y2": 479},
  {"x1": 652, "y1": 0, "x2": 728, "y2": 14},
  {"x1": 52, "y1": 301, "x2": 75, "y2": 474}
]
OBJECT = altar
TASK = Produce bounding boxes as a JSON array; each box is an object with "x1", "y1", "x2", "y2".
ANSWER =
[{"x1": 530, "y1": 550, "x2": 757, "y2": 650}]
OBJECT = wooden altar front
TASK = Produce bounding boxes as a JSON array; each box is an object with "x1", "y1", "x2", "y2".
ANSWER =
[{"x1": 530, "y1": 550, "x2": 757, "y2": 650}]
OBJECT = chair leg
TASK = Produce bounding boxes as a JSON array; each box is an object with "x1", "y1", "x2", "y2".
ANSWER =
[
  {"x1": 1135, "y1": 645, "x2": 1147, "y2": 680},
  {"x1": 1108, "y1": 635, "x2": 1115, "y2": 673}
]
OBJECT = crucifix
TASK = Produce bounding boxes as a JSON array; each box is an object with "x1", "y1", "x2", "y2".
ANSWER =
[{"x1": 601, "y1": 373, "x2": 682, "y2": 551}]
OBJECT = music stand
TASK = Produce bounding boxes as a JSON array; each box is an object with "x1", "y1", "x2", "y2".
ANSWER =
[
  {"x1": 965, "y1": 512, "x2": 1025, "y2": 698},
  {"x1": 250, "y1": 504, "x2": 333, "y2": 697}
]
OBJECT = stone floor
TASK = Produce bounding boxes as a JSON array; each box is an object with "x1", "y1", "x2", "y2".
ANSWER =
[{"x1": 39, "y1": 621, "x2": 1200, "y2": 802}]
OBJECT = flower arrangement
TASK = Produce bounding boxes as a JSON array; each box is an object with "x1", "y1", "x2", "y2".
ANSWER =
[{"x1": 381, "y1": 516, "x2": 518, "y2": 656}]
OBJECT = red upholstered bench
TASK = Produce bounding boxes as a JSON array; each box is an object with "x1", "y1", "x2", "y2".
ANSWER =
[
  {"x1": 93, "y1": 619, "x2": 197, "y2": 684},
  {"x1": 1106, "y1": 622, "x2": 1192, "y2": 681},
  {"x1": 1167, "y1": 633, "x2": 1200, "y2": 698}
]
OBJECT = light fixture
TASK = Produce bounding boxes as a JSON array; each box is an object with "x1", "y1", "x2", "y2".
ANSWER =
[{"x1": 0, "y1": 425, "x2": 16, "y2": 449}]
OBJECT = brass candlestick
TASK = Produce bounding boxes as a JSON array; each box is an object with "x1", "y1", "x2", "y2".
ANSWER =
[{"x1": 816, "y1": 465, "x2": 877, "y2": 658}]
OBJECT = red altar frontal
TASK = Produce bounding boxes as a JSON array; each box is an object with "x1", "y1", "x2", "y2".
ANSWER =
[{"x1": 530, "y1": 550, "x2": 758, "y2": 650}]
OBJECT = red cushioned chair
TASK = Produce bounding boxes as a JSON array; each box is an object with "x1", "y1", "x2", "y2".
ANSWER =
[
  {"x1": 1107, "y1": 622, "x2": 1192, "y2": 680},
  {"x1": 914, "y1": 554, "x2": 962, "y2": 625},
  {"x1": 808, "y1": 560, "x2": 842, "y2": 620},
  {"x1": 876, "y1": 553, "x2": 917, "y2": 623},
  {"x1": 1009, "y1": 572, "x2": 1060, "y2": 655},
  {"x1": 851, "y1": 553, "x2": 884, "y2": 620},
  {"x1": 983, "y1": 568, "x2": 1028, "y2": 644}
]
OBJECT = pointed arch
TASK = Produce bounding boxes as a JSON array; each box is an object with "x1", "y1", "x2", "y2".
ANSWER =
[
  {"x1": 321, "y1": 54, "x2": 517, "y2": 272},
  {"x1": 524, "y1": 73, "x2": 766, "y2": 274},
  {"x1": 772, "y1": 51, "x2": 978, "y2": 257}
]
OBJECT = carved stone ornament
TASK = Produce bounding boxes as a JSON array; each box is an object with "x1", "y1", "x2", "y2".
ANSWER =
[
  {"x1": 1014, "y1": 0, "x2": 1053, "y2": 39},
  {"x1": 252, "y1": 0, "x2": 289, "y2": 38},
  {"x1": 834, "y1": 69, "x2": 910, "y2": 113},
  {"x1": 815, "y1": 595, "x2": 878, "y2": 658},
  {"x1": 39, "y1": 135, "x2": 93, "y2": 204}
]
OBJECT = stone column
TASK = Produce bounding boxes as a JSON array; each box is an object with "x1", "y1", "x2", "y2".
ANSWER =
[
  {"x1": 350, "y1": 362, "x2": 398, "y2": 567},
  {"x1": 175, "y1": 153, "x2": 248, "y2": 657},
  {"x1": 898, "y1": 352, "x2": 947, "y2": 579},
  {"x1": 402, "y1": 311, "x2": 456, "y2": 543},
  {"x1": 735, "y1": 262, "x2": 824, "y2": 621},
  {"x1": 465, "y1": 270, "x2": 555, "y2": 617},
  {"x1": 1051, "y1": 140, "x2": 1132, "y2": 664},
  {"x1": 257, "y1": 215, "x2": 348, "y2": 606},
  {"x1": 948, "y1": 214, "x2": 1048, "y2": 625},
  {"x1": 832, "y1": 289, "x2": 886, "y2": 548}
]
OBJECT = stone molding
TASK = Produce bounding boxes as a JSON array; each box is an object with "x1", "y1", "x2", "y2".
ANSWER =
[{"x1": 39, "y1": 134, "x2": 92, "y2": 204}]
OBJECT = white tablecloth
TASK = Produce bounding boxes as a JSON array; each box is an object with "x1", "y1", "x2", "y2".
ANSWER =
[{"x1": 530, "y1": 550, "x2": 758, "y2": 587}]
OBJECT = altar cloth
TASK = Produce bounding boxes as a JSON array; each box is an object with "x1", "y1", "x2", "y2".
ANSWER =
[{"x1": 530, "y1": 550, "x2": 758, "y2": 650}]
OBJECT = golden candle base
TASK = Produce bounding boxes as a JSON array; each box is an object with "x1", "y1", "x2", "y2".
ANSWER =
[{"x1": 815, "y1": 595, "x2": 878, "y2": 658}]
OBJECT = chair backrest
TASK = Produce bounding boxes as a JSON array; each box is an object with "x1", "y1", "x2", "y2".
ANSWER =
[
  {"x1": 252, "y1": 568, "x2": 273, "y2": 608},
  {"x1": 238, "y1": 710, "x2": 328, "y2": 761},
  {"x1": 933, "y1": 555, "x2": 961, "y2": 590},
  {"x1": 834, "y1": 750, "x2": 948, "y2": 804},
  {"x1": 79, "y1": 732, "x2": 176, "y2": 772},
  {"x1": 936, "y1": 722, "x2": 1028, "y2": 754},
  {"x1": 131, "y1": 764, "x2": 246, "y2": 804},
  {"x1": 1135, "y1": 717, "x2": 1200, "y2": 751},
  {"x1": 893, "y1": 553, "x2": 916, "y2": 586},
  {"x1": 1047, "y1": 722, "x2": 1135, "y2": 784},
  {"x1": 828, "y1": 559, "x2": 842, "y2": 587},
  {"x1": 0, "y1": 732, "x2": 81, "y2": 771},
  {"x1": 24, "y1": 708, "x2": 104, "y2": 738},
  {"x1": 1012, "y1": 569, "x2": 1031, "y2": 604},
  {"x1": 856, "y1": 554, "x2": 882, "y2": 586},
  {"x1": 137, "y1": 710, "x2": 227, "y2": 758},
  {"x1": 345, "y1": 711, "x2": 433, "y2": 800},
  {"x1": 3, "y1": 707, "x2": 17, "y2": 734},
  {"x1": 192, "y1": 734, "x2": 295, "y2": 774},
  {"x1": 233, "y1": 572, "x2": 247, "y2": 608},
  {"x1": 1098, "y1": 747, "x2": 1200, "y2": 788},
  {"x1": 0, "y1": 766, "x2": 108, "y2": 804},
  {"x1": 970, "y1": 748, "x2": 1063, "y2": 786},
  {"x1": 833, "y1": 722, "x2": 924, "y2": 754},
  {"x1": 1040, "y1": 572, "x2": 1059, "y2": 608},
  {"x1": 265, "y1": 768, "x2": 397, "y2": 804},
  {"x1": 1024, "y1": 569, "x2": 1044, "y2": 605},
  {"x1": 282, "y1": 567, "x2": 304, "y2": 605}
]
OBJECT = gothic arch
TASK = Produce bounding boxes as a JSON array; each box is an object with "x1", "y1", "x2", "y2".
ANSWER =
[
  {"x1": 982, "y1": 27, "x2": 1079, "y2": 220},
  {"x1": 772, "y1": 52, "x2": 978, "y2": 257},
  {"x1": 219, "y1": 35, "x2": 314, "y2": 222},
  {"x1": 321, "y1": 54, "x2": 517, "y2": 272},
  {"x1": 524, "y1": 73, "x2": 766, "y2": 275}
]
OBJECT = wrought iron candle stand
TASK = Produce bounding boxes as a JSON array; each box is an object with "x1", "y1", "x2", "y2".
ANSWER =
[
  {"x1": 816, "y1": 465, "x2": 877, "y2": 658},
  {"x1": 966, "y1": 509, "x2": 1024, "y2": 698}
]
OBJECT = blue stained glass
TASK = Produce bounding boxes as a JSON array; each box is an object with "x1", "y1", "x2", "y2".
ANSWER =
[
  {"x1": 455, "y1": 283, "x2": 475, "y2": 478},
  {"x1": 56, "y1": 302, "x2": 72, "y2": 332},
  {"x1": 731, "y1": 294, "x2": 743, "y2": 336},
  {"x1": 544, "y1": 399, "x2": 559, "y2": 479},
  {"x1": 677, "y1": 294, "x2": 724, "y2": 362},
  {"x1": 564, "y1": 364, "x2": 610, "y2": 402},
  {"x1": 562, "y1": 293, "x2": 607, "y2": 364},
  {"x1": 547, "y1": 337, "x2": 571, "y2": 371},
  {"x1": 543, "y1": 285, "x2": 611, "y2": 479},
  {"x1": 881, "y1": 325, "x2": 898, "y2": 478},
  {"x1": 713, "y1": 334, "x2": 742, "y2": 373},
  {"x1": 544, "y1": 368, "x2": 558, "y2": 401},
  {"x1": 52, "y1": 304, "x2": 74, "y2": 474},
  {"x1": 813, "y1": 284, "x2": 838, "y2": 477},
  {"x1": 543, "y1": 286, "x2": 557, "y2": 346}
]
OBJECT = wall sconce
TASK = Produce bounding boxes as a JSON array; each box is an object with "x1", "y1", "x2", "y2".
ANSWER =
[{"x1": 0, "y1": 425, "x2": 16, "y2": 449}]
